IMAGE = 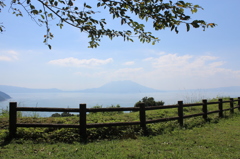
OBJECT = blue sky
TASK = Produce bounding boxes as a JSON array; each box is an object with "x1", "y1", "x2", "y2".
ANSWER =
[{"x1": 0, "y1": 0, "x2": 240, "y2": 91}]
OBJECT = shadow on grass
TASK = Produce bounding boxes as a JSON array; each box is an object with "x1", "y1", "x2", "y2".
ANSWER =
[{"x1": 0, "y1": 135, "x2": 12, "y2": 147}]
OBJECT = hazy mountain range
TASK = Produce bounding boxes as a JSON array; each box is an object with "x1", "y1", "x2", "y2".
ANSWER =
[
  {"x1": 0, "y1": 81, "x2": 162, "y2": 94},
  {"x1": 0, "y1": 80, "x2": 240, "y2": 94},
  {"x1": 0, "y1": 85, "x2": 62, "y2": 93},
  {"x1": 75, "y1": 80, "x2": 164, "y2": 93},
  {"x1": 0, "y1": 91, "x2": 11, "y2": 101}
]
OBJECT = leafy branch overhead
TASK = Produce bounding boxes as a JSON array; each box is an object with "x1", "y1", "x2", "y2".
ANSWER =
[{"x1": 1, "y1": 0, "x2": 216, "y2": 49}]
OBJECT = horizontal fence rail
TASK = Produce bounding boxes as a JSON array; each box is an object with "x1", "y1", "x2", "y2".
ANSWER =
[{"x1": 9, "y1": 97, "x2": 240, "y2": 142}]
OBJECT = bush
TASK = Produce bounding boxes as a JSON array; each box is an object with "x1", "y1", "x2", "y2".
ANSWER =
[
  {"x1": 105, "y1": 104, "x2": 123, "y2": 115},
  {"x1": 51, "y1": 112, "x2": 74, "y2": 117},
  {"x1": 134, "y1": 96, "x2": 164, "y2": 108},
  {"x1": 89, "y1": 104, "x2": 123, "y2": 115}
]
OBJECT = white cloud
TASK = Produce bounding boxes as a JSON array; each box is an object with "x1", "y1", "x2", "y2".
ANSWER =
[
  {"x1": 123, "y1": 61, "x2": 135, "y2": 65},
  {"x1": 71, "y1": 53, "x2": 240, "y2": 90},
  {"x1": 137, "y1": 53, "x2": 240, "y2": 89},
  {"x1": 73, "y1": 67, "x2": 144, "y2": 86},
  {"x1": 48, "y1": 57, "x2": 113, "y2": 67},
  {"x1": 142, "y1": 54, "x2": 225, "y2": 77},
  {"x1": 209, "y1": 61, "x2": 225, "y2": 68},
  {"x1": 151, "y1": 53, "x2": 193, "y2": 68},
  {"x1": 0, "y1": 56, "x2": 12, "y2": 61},
  {"x1": 0, "y1": 50, "x2": 19, "y2": 61}
]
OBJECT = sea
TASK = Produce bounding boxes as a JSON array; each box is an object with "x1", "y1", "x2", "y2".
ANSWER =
[{"x1": 1, "y1": 91, "x2": 239, "y2": 117}]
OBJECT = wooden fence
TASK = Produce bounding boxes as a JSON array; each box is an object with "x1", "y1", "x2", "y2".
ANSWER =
[{"x1": 9, "y1": 97, "x2": 240, "y2": 141}]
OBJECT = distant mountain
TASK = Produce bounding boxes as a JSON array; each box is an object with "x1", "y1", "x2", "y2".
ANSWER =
[
  {"x1": 0, "y1": 85, "x2": 63, "y2": 93},
  {"x1": 0, "y1": 91, "x2": 11, "y2": 101},
  {"x1": 1, "y1": 83, "x2": 239, "y2": 94},
  {"x1": 77, "y1": 80, "x2": 165, "y2": 93}
]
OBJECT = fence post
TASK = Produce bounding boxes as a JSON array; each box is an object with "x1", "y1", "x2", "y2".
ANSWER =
[
  {"x1": 238, "y1": 97, "x2": 240, "y2": 111},
  {"x1": 230, "y1": 98, "x2": 234, "y2": 114},
  {"x1": 202, "y1": 99, "x2": 208, "y2": 121},
  {"x1": 218, "y1": 98, "x2": 223, "y2": 118},
  {"x1": 79, "y1": 103, "x2": 87, "y2": 143},
  {"x1": 9, "y1": 102, "x2": 17, "y2": 138},
  {"x1": 178, "y1": 101, "x2": 183, "y2": 127},
  {"x1": 139, "y1": 102, "x2": 147, "y2": 135}
]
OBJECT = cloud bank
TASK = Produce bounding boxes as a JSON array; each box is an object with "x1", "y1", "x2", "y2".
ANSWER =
[
  {"x1": 48, "y1": 57, "x2": 113, "y2": 67},
  {"x1": 0, "y1": 50, "x2": 18, "y2": 61},
  {"x1": 73, "y1": 53, "x2": 240, "y2": 90}
]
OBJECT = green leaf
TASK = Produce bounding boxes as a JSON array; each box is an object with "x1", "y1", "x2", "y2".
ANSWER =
[
  {"x1": 86, "y1": 22, "x2": 92, "y2": 25},
  {"x1": 48, "y1": 44, "x2": 52, "y2": 50},
  {"x1": 175, "y1": 27, "x2": 179, "y2": 34},
  {"x1": 121, "y1": 18, "x2": 126, "y2": 25},
  {"x1": 186, "y1": 23, "x2": 190, "y2": 32},
  {"x1": 85, "y1": 5, "x2": 92, "y2": 9},
  {"x1": 191, "y1": 21, "x2": 200, "y2": 28},
  {"x1": 48, "y1": 13, "x2": 53, "y2": 18},
  {"x1": 207, "y1": 23, "x2": 216, "y2": 28},
  {"x1": 97, "y1": 2, "x2": 101, "y2": 7},
  {"x1": 30, "y1": 4, "x2": 35, "y2": 10},
  {"x1": 68, "y1": 0, "x2": 73, "y2": 6},
  {"x1": 59, "y1": 24, "x2": 63, "y2": 29},
  {"x1": 191, "y1": 8, "x2": 198, "y2": 13},
  {"x1": 32, "y1": 10, "x2": 38, "y2": 15}
]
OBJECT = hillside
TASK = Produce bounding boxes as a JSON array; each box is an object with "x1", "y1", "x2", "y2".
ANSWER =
[
  {"x1": 78, "y1": 80, "x2": 164, "y2": 93},
  {"x1": 0, "y1": 81, "x2": 162, "y2": 94},
  {"x1": 0, "y1": 91, "x2": 11, "y2": 101},
  {"x1": 0, "y1": 85, "x2": 63, "y2": 93},
  {"x1": 1, "y1": 82, "x2": 240, "y2": 94},
  {"x1": 1, "y1": 98, "x2": 240, "y2": 158}
]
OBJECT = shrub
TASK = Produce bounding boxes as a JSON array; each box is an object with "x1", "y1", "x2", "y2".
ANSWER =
[
  {"x1": 90, "y1": 104, "x2": 123, "y2": 115},
  {"x1": 134, "y1": 96, "x2": 164, "y2": 108},
  {"x1": 51, "y1": 112, "x2": 74, "y2": 117}
]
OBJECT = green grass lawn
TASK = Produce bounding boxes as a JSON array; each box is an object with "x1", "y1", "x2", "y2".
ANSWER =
[
  {"x1": 1, "y1": 113, "x2": 240, "y2": 159},
  {"x1": 0, "y1": 97, "x2": 240, "y2": 158}
]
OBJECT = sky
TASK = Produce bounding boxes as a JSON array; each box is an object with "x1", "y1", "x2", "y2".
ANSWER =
[{"x1": 0, "y1": 0, "x2": 240, "y2": 91}]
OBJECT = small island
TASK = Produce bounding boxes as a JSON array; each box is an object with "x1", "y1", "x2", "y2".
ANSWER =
[{"x1": 0, "y1": 91, "x2": 11, "y2": 102}]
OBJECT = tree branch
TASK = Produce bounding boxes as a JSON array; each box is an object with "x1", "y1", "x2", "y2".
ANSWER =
[{"x1": 37, "y1": 0, "x2": 82, "y2": 30}]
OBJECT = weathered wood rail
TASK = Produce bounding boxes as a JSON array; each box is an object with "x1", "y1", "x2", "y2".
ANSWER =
[{"x1": 9, "y1": 97, "x2": 240, "y2": 141}]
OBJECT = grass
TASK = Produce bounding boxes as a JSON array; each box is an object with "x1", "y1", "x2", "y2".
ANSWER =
[
  {"x1": 1, "y1": 113, "x2": 240, "y2": 158},
  {"x1": 0, "y1": 97, "x2": 240, "y2": 158}
]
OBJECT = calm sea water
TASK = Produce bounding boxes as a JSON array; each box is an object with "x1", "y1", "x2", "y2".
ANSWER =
[{"x1": 1, "y1": 91, "x2": 239, "y2": 117}]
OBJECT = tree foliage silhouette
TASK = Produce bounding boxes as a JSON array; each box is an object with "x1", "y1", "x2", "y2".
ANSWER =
[{"x1": 0, "y1": 0, "x2": 216, "y2": 49}]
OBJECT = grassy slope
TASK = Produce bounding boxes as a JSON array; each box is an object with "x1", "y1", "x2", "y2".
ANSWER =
[
  {"x1": 0, "y1": 97, "x2": 240, "y2": 158},
  {"x1": 1, "y1": 114, "x2": 240, "y2": 158}
]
